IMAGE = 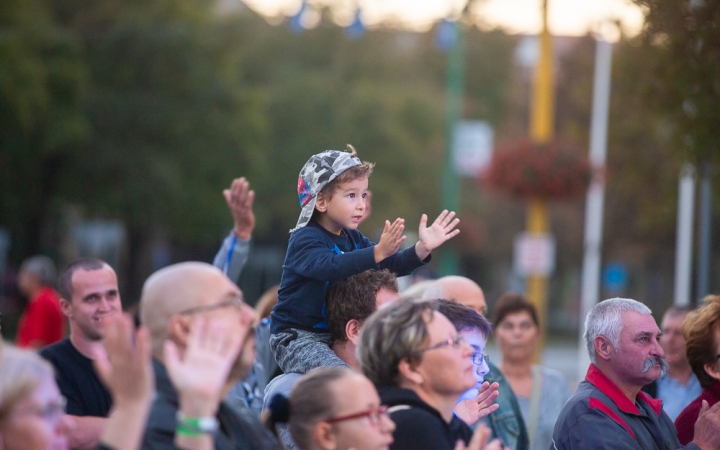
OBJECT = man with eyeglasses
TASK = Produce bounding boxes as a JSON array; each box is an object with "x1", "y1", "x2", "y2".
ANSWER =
[
  {"x1": 434, "y1": 299, "x2": 500, "y2": 426},
  {"x1": 139, "y1": 262, "x2": 281, "y2": 450},
  {"x1": 357, "y1": 298, "x2": 503, "y2": 450},
  {"x1": 424, "y1": 276, "x2": 529, "y2": 450}
]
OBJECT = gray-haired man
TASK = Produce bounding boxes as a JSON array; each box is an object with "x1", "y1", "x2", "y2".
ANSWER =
[{"x1": 552, "y1": 297, "x2": 720, "y2": 450}]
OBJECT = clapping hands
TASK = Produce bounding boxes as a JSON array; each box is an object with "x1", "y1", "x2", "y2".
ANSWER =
[
  {"x1": 415, "y1": 210, "x2": 460, "y2": 260},
  {"x1": 454, "y1": 382, "x2": 500, "y2": 426}
]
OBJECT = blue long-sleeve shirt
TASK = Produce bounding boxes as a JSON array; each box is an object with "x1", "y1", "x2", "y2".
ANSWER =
[{"x1": 270, "y1": 221, "x2": 429, "y2": 334}]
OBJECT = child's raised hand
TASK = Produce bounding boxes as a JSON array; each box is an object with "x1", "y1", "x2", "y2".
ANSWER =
[
  {"x1": 374, "y1": 218, "x2": 406, "y2": 263},
  {"x1": 415, "y1": 210, "x2": 460, "y2": 260}
]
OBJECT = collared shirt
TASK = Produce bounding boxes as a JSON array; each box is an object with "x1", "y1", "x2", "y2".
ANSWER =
[{"x1": 656, "y1": 373, "x2": 702, "y2": 421}]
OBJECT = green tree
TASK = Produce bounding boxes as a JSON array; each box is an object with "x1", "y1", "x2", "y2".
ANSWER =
[{"x1": 631, "y1": 0, "x2": 720, "y2": 164}]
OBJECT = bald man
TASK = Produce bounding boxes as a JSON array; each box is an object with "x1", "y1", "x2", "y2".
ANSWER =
[
  {"x1": 424, "y1": 276, "x2": 529, "y2": 450},
  {"x1": 139, "y1": 262, "x2": 280, "y2": 450}
]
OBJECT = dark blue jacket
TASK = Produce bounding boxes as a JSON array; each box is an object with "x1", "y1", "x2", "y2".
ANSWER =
[
  {"x1": 271, "y1": 221, "x2": 428, "y2": 334},
  {"x1": 551, "y1": 364, "x2": 698, "y2": 450}
]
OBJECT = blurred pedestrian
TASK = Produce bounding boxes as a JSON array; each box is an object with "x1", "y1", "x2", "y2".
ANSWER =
[
  {"x1": 423, "y1": 276, "x2": 529, "y2": 450},
  {"x1": 675, "y1": 295, "x2": 720, "y2": 444},
  {"x1": 642, "y1": 305, "x2": 701, "y2": 421},
  {"x1": 434, "y1": 299, "x2": 500, "y2": 428},
  {"x1": 16, "y1": 255, "x2": 63, "y2": 349},
  {"x1": 492, "y1": 293, "x2": 570, "y2": 450}
]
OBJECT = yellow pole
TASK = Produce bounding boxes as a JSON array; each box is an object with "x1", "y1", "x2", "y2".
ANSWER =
[{"x1": 527, "y1": 0, "x2": 554, "y2": 362}]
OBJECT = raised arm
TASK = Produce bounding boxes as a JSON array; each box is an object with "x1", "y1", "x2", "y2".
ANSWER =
[{"x1": 213, "y1": 177, "x2": 255, "y2": 282}]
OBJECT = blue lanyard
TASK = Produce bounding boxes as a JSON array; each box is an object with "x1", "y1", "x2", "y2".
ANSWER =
[{"x1": 223, "y1": 234, "x2": 237, "y2": 274}]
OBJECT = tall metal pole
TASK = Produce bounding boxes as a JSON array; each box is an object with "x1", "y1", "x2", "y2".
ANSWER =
[
  {"x1": 674, "y1": 164, "x2": 696, "y2": 307},
  {"x1": 439, "y1": 21, "x2": 465, "y2": 276},
  {"x1": 526, "y1": 0, "x2": 554, "y2": 353},
  {"x1": 577, "y1": 39, "x2": 612, "y2": 380},
  {"x1": 696, "y1": 162, "x2": 712, "y2": 299}
]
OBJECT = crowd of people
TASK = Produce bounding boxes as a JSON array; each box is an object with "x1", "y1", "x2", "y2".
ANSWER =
[{"x1": 5, "y1": 147, "x2": 720, "y2": 450}]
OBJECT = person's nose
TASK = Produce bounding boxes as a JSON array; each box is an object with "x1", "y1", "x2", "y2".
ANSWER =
[
  {"x1": 460, "y1": 341, "x2": 473, "y2": 358},
  {"x1": 97, "y1": 297, "x2": 112, "y2": 312},
  {"x1": 652, "y1": 337, "x2": 665, "y2": 358},
  {"x1": 240, "y1": 303, "x2": 257, "y2": 325},
  {"x1": 477, "y1": 358, "x2": 490, "y2": 380},
  {"x1": 380, "y1": 413, "x2": 395, "y2": 433},
  {"x1": 56, "y1": 412, "x2": 75, "y2": 436}
]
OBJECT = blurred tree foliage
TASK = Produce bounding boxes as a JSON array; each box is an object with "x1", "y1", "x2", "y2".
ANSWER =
[
  {"x1": 631, "y1": 0, "x2": 720, "y2": 165},
  {"x1": 0, "y1": 2, "x2": 516, "y2": 296}
]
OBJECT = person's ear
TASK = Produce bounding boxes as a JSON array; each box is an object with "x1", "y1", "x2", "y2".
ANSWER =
[
  {"x1": 60, "y1": 298, "x2": 72, "y2": 318},
  {"x1": 315, "y1": 193, "x2": 328, "y2": 212},
  {"x1": 398, "y1": 357, "x2": 424, "y2": 385},
  {"x1": 313, "y1": 421, "x2": 336, "y2": 450},
  {"x1": 594, "y1": 335, "x2": 613, "y2": 362},
  {"x1": 345, "y1": 319, "x2": 362, "y2": 345},
  {"x1": 167, "y1": 315, "x2": 192, "y2": 348},
  {"x1": 704, "y1": 362, "x2": 720, "y2": 382}
]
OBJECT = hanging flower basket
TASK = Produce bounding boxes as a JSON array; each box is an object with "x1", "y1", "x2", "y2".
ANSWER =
[{"x1": 482, "y1": 139, "x2": 592, "y2": 200}]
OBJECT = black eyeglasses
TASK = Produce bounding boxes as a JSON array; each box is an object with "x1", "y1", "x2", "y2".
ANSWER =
[
  {"x1": 471, "y1": 352, "x2": 490, "y2": 365},
  {"x1": 179, "y1": 296, "x2": 244, "y2": 316},
  {"x1": 419, "y1": 335, "x2": 466, "y2": 353},
  {"x1": 326, "y1": 405, "x2": 390, "y2": 426}
]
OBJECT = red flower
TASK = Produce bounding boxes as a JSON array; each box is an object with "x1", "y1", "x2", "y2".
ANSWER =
[{"x1": 482, "y1": 139, "x2": 592, "y2": 200}]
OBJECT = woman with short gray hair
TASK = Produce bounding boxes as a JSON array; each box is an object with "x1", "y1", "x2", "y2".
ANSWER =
[{"x1": 358, "y1": 298, "x2": 502, "y2": 450}]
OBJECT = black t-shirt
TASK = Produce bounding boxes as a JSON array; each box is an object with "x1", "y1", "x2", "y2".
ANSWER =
[{"x1": 39, "y1": 337, "x2": 112, "y2": 417}]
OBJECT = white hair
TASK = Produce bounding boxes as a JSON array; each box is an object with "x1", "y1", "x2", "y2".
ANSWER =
[
  {"x1": 20, "y1": 255, "x2": 57, "y2": 286},
  {"x1": 584, "y1": 298, "x2": 652, "y2": 364},
  {"x1": 400, "y1": 280, "x2": 437, "y2": 301}
]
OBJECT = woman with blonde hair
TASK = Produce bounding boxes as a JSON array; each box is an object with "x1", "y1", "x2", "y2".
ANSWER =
[
  {"x1": 0, "y1": 344, "x2": 73, "y2": 450},
  {"x1": 675, "y1": 295, "x2": 720, "y2": 444}
]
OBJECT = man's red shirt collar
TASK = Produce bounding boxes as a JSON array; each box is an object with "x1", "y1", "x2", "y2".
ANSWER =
[{"x1": 585, "y1": 364, "x2": 663, "y2": 416}]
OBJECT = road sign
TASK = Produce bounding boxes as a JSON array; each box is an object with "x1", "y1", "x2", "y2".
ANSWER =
[
  {"x1": 452, "y1": 120, "x2": 493, "y2": 177},
  {"x1": 514, "y1": 232, "x2": 555, "y2": 277}
]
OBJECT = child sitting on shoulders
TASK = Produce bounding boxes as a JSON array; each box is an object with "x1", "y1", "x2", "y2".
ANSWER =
[{"x1": 270, "y1": 146, "x2": 460, "y2": 373}]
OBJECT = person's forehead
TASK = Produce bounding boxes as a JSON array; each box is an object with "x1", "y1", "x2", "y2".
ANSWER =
[
  {"x1": 331, "y1": 374, "x2": 379, "y2": 411},
  {"x1": 71, "y1": 266, "x2": 117, "y2": 292},
  {"x1": 621, "y1": 310, "x2": 660, "y2": 336},
  {"x1": 200, "y1": 274, "x2": 242, "y2": 305},
  {"x1": 502, "y1": 310, "x2": 534, "y2": 323},
  {"x1": 460, "y1": 328, "x2": 486, "y2": 348},
  {"x1": 426, "y1": 311, "x2": 455, "y2": 336},
  {"x1": 661, "y1": 311, "x2": 687, "y2": 329},
  {"x1": 375, "y1": 288, "x2": 399, "y2": 307},
  {"x1": 31, "y1": 375, "x2": 61, "y2": 404},
  {"x1": 444, "y1": 282, "x2": 486, "y2": 311}
]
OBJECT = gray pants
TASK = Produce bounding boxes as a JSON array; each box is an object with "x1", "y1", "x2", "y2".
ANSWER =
[{"x1": 270, "y1": 329, "x2": 348, "y2": 374}]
